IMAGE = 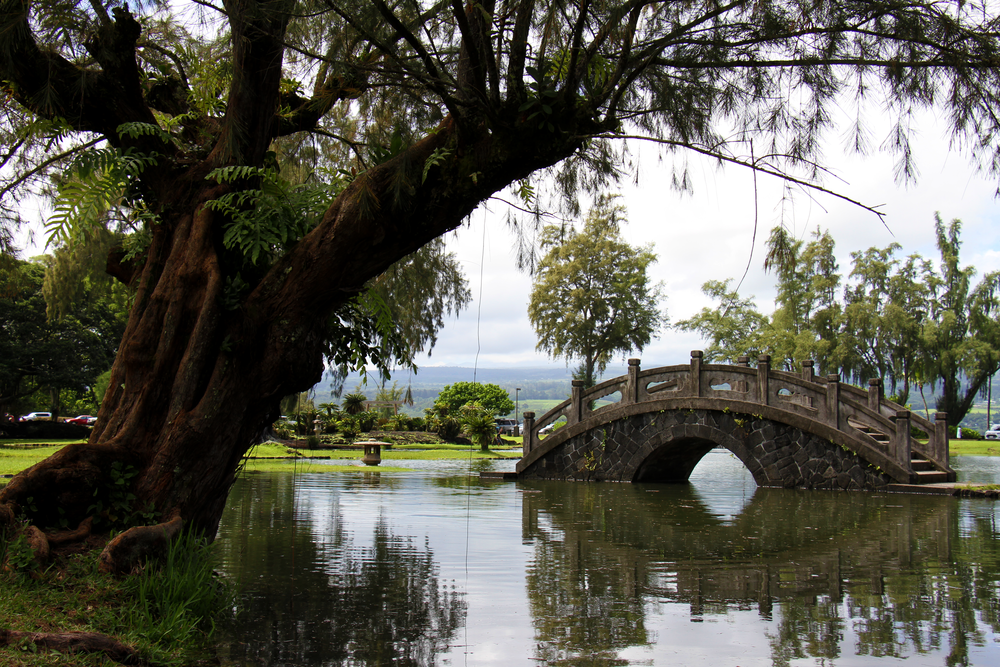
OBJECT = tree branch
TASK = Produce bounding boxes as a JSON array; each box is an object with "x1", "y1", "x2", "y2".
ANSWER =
[{"x1": 601, "y1": 132, "x2": 888, "y2": 221}]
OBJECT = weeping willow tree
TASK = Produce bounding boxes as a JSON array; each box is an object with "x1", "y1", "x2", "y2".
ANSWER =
[{"x1": 2, "y1": 0, "x2": 1000, "y2": 574}]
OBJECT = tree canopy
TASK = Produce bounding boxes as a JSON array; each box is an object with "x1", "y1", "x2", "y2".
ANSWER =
[
  {"x1": 3, "y1": 0, "x2": 1000, "y2": 573},
  {"x1": 677, "y1": 217, "x2": 1000, "y2": 423},
  {"x1": 528, "y1": 196, "x2": 665, "y2": 387},
  {"x1": 435, "y1": 381, "x2": 514, "y2": 416},
  {"x1": 0, "y1": 257, "x2": 125, "y2": 417}
]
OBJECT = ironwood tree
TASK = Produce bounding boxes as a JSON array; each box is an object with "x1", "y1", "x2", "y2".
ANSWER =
[
  {"x1": 677, "y1": 217, "x2": 1000, "y2": 423},
  {"x1": 528, "y1": 196, "x2": 665, "y2": 387},
  {"x1": 2, "y1": 0, "x2": 1000, "y2": 573}
]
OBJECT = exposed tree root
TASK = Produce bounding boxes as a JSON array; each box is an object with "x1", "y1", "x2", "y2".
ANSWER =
[
  {"x1": 46, "y1": 516, "x2": 94, "y2": 547},
  {"x1": 22, "y1": 525, "x2": 49, "y2": 566},
  {"x1": 0, "y1": 628, "x2": 148, "y2": 665},
  {"x1": 99, "y1": 515, "x2": 184, "y2": 575}
]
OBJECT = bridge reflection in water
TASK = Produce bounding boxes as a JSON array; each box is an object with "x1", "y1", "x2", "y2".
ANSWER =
[{"x1": 214, "y1": 459, "x2": 1000, "y2": 666}]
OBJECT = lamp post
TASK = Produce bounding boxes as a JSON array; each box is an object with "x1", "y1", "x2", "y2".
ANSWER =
[{"x1": 515, "y1": 388, "x2": 521, "y2": 436}]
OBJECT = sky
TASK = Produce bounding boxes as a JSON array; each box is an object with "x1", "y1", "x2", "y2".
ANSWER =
[{"x1": 408, "y1": 108, "x2": 1000, "y2": 375}]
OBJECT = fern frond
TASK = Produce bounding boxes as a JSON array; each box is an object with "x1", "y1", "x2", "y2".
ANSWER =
[
  {"x1": 206, "y1": 165, "x2": 267, "y2": 184},
  {"x1": 117, "y1": 122, "x2": 173, "y2": 145}
]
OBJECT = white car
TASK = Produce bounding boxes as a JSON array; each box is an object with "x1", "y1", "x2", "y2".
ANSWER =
[
  {"x1": 495, "y1": 418, "x2": 518, "y2": 435},
  {"x1": 985, "y1": 424, "x2": 1000, "y2": 440},
  {"x1": 21, "y1": 412, "x2": 52, "y2": 421}
]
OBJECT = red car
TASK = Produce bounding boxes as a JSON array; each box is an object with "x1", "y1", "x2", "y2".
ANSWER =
[{"x1": 66, "y1": 415, "x2": 96, "y2": 426}]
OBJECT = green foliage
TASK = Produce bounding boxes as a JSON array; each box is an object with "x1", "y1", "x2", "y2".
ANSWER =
[
  {"x1": 386, "y1": 413, "x2": 411, "y2": 431},
  {"x1": 205, "y1": 162, "x2": 340, "y2": 266},
  {"x1": 338, "y1": 415, "x2": 360, "y2": 440},
  {"x1": 678, "y1": 217, "x2": 1000, "y2": 424},
  {"x1": 436, "y1": 382, "x2": 514, "y2": 416},
  {"x1": 341, "y1": 392, "x2": 367, "y2": 415},
  {"x1": 46, "y1": 146, "x2": 159, "y2": 248},
  {"x1": 436, "y1": 415, "x2": 462, "y2": 441},
  {"x1": 88, "y1": 462, "x2": 156, "y2": 530},
  {"x1": 460, "y1": 403, "x2": 497, "y2": 451},
  {"x1": 528, "y1": 196, "x2": 666, "y2": 387},
  {"x1": 3, "y1": 531, "x2": 35, "y2": 573},
  {"x1": 355, "y1": 409, "x2": 378, "y2": 432},
  {"x1": 1, "y1": 258, "x2": 123, "y2": 415}
]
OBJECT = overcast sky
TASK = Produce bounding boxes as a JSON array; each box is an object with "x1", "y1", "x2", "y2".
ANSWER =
[{"x1": 408, "y1": 107, "x2": 1000, "y2": 375}]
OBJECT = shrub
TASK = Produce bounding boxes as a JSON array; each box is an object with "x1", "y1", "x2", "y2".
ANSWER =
[
  {"x1": 356, "y1": 410, "x2": 378, "y2": 432},
  {"x1": 339, "y1": 416, "x2": 360, "y2": 441},
  {"x1": 387, "y1": 414, "x2": 411, "y2": 431},
  {"x1": 436, "y1": 416, "x2": 462, "y2": 441},
  {"x1": 950, "y1": 425, "x2": 982, "y2": 440}
]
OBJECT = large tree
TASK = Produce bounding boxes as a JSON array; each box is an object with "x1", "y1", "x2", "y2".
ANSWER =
[
  {"x1": 528, "y1": 196, "x2": 665, "y2": 386},
  {"x1": 922, "y1": 215, "x2": 1000, "y2": 422},
  {"x1": 2, "y1": 0, "x2": 1000, "y2": 571}
]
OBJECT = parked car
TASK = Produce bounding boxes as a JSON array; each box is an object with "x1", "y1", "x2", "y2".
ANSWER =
[
  {"x1": 21, "y1": 412, "x2": 52, "y2": 421},
  {"x1": 495, "y1": 418, "x2": 518, "y2": 435},
  {"x1": 985, "y1": 424, "x2": 1000, "y2": 440},
  {"x1": 66, "y1": 415, "x2": 97, "y2": 426},
  {"x1": 539, "y1": 421, "x2": 564, "y2": 435}
]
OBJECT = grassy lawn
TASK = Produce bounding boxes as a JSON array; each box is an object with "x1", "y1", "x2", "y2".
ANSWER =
[
  {"x1": 1, "y1": 439, "x2": 522, "y2": 484},
  {"x1": 947, "y1": 439, "x2": 1000, "y2": 456},
  {"x1": 0, "y1": 444, "x2": 66, "y2": 477}
]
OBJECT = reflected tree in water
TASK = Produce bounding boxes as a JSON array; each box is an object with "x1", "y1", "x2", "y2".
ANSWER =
[
  {"x1": 216, "y1": 475, "x2": 466, "y2": 666},
  {"x1": 524, "y1": 484, "x2": 650, "y2": 665}
]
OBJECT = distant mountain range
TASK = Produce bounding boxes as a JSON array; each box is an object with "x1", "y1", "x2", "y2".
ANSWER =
[{"x1": 310, "y1": 365, "x2": 631, "y2": 417}]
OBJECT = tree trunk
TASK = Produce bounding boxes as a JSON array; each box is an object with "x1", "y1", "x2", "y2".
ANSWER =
[{"x1": 0, "y1": 112, "x2": 589, "y2": 569}]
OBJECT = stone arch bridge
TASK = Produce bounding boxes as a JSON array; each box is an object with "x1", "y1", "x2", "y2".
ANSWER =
[{"x1": 516, "y1": 352, "x2": 955, "y2": 490}]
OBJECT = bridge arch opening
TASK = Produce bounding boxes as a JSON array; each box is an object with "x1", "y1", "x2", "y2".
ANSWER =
[{"x1": 633, "y1": 437, "x2": 728, "y2": 483}]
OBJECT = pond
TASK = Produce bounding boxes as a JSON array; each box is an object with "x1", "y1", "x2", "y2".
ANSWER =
[{"x1": 214, "y1": 453, "x2": 1000, "y2": 666}]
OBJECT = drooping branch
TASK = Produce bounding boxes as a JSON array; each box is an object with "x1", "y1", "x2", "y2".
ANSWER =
[{"x1": 605, "y1": 132, "x2": 887, "y2": 221}]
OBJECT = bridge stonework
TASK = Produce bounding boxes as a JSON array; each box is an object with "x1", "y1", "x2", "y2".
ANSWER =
[
  {"x1": 517, "y1": 408, "x2": 891, "y2": 490},
  {"x1": 515, "y1": 353, "x2": 955, "y2": 489}
]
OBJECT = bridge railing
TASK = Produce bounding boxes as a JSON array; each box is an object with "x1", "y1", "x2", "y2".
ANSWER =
[{"x1": 521, "y1": 352, "x2": 951, "y2": 476}]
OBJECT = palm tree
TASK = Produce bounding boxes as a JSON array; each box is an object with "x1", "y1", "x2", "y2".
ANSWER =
[
  {"x1": 342, "y1": 393, "x2": 367, "y2": 415},
  {"x1": 461, "y1": 403, "x2": 497, "y2": 451}
]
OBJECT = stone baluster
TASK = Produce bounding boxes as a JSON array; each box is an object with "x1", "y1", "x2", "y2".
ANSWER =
[
  {"x1": 522, "y1": 411, "x2": 535, "y2": 456},
  {"x1": 570, "y1": 380, "x2": 585, "y2": 425},
  {"x1": 801, "y1": 360, "x2": 814, "y2": 383},
  {"x1": 825, "y1": 374, "x2": 841, "y2": 429},
  {"x1": 626, "y1": 358, "x2": 641, "y2": 404},
  {"x1": 934, "y1": 412, "x2": 949, "y2": 467},
  {"x1": 892, "y1": 410, "x2": 912, "y2": 469},
  {"x1": 757, "y1": 355, "x2": 771, "y2": 405},
  {"x1": 868, "y1": 378, "x2": 883, "y2": 413},
  {"x1": 689, "y1": 351, "x2": 703, "y2": 397},
  {"x1": 737, "y1": 355, "x2": 750, "y2": 367}
]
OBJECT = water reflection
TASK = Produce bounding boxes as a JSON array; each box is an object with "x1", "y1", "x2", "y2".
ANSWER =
[
  {"x1": 521, "y1": 480, "x2": 1000, "y2": 666},
  {"x1": 216, "y1": 474, "x2": 466, "y2": 666},
  {"x1": 215, "y1": 456, "x2": 1000, "y2": 666}
]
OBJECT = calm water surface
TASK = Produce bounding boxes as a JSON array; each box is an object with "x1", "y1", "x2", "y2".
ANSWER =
[{"x1": 215, "y1": 453, "x2": 1000, "y2": 666}]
